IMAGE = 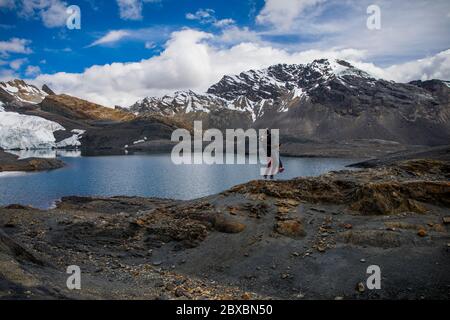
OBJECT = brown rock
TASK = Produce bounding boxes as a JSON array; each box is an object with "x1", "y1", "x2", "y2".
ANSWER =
[
  {"x1": 443, "y1": 217, "x2": 450, "y2": 225},
  {"x1": 241, "y1": 292, "x2": 252, "y2": 300},
  {"x1": 213, "y1": 216, "x2": 246, "y2": 234},
  {"x1": 417, "y1": 229, "x2": 427, "y2": 237},
  {"x1": 350, "y1": 182, "x2": 429, "y2": 215},
  {"x1": 277, "y1": 206, "x2": 291, "y2": 214},
  {"x1": 275, "y1": 220, "x2": 306, "y2": 239}
]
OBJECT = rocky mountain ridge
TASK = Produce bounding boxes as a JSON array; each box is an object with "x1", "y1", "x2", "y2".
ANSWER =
[{"x1": 130, "y1": 59, "x2": 450, "y2": 145}]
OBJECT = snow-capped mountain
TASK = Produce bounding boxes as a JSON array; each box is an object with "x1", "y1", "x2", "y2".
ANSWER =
[
  {"x1": 130, "y1": 59, "x2": 374, "y2": 122},
  {"x1": 0, "y1": 79, "x2": 48, "y2": 105},
  {"x1": 207, "y1": 59, "x2": 370, "y2": 101},
  {"x1": 130, "y1": 90, "x2": 228, "y2": 115},
  {"x1": 130, "y1": 58, "x2": 450, "y2": 145}
]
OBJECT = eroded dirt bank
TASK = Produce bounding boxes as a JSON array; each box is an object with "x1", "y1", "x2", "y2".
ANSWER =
[{"x1": 0, "y1": 159, "x2": 449, "y2": 300}]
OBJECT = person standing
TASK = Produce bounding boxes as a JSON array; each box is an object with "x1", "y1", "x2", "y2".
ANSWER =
[{"x1": 262, "y1": 129, "x2": 284, "y2": 179}]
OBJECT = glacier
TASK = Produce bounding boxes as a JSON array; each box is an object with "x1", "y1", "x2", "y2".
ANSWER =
[
  {"x1": 0, "y1": 110, "x2": 64, "y2": 150},
  {"x1": 0, "y1": 101, "x2": 85, "y2": 150},
  {"x1": 0, "y1": 100, "x2": 86, "y2": 150}
]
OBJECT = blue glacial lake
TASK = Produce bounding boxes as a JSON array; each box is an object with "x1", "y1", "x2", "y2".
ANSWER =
[{"x1": 0, "y1": 152, "x2": 358, "y2": 209}]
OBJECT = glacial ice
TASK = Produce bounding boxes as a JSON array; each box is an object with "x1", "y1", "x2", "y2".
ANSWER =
[{"x1": 0, "y1": 108, "x2": 84, "y2": 150}]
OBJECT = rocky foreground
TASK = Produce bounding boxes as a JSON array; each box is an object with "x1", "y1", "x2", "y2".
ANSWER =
[{"x1": 0, "y1": 159, "x2": 449, "y2": 300}]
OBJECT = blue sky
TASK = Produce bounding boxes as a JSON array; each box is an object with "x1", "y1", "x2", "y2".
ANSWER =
[
  {"x1": 0, "y1": 0, "x2": 449, "y2": 107},
  {"x1": 1, "y1": 0, "x2": 265, "y2": 75}
]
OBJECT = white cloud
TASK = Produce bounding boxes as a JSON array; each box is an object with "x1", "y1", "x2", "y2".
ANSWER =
[
  {"x1": 9, "y1": 58, "x2": 28, "y2": 70},
  {"x1": 25, "y1": 65, "x2": 41, "y2": 77},
  {"x1": 255, "y1": 0, "x2": 450, "y2": 64},
  {"x1": 89, "y1": 30, "x2": 131, "y2": 47},
  {"x1": 40, "y1": 0, "x2": 68, "y2": 28},
  {"x1": 186, "y1": 8, "x2": 236, "y2": 28},
  {"x1": 213, "y1": 19, "x2": 236, "y2": 28},
  {"x1": 29, "y1": 28, "x2": 450, "y2": 109},
  {"x1": 216, "y1": 26, "x2": 263, "y2": 45},
  {"x1": 145, "y1": 41, "x2": 156, "y2": 49},
  {"x1": 383, "y1": 49, "x2": 450, "y2": 82},
  {"x1": 15, "y1": 0, "x2": 70, "y2": 28},
  {"x1": 117, "y1": 0, "x2": 143, "y2": 20},
  {"x1": 0, "y1": 38, "x2": 32, "y2": 56},
  {"x1": 0, "y1": 68, "x2": 18, "y2": 81},
  {"x1": 257, "y1": 0, "x2": 325, "y2": 30},
  {"x1": 186, "y1": 9, "x2": 216, "y2": 24},
  {"x1": 116, "y1": 0, "x2": 160, "y2": 21},
  {"x1": 88, "y1": 27, "x2": 170, "y2": 47}
]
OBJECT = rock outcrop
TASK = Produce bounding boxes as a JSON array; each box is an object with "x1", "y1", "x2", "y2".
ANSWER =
[{"x1": 0, "y1": 150, "x2": 64, "y2": 172}]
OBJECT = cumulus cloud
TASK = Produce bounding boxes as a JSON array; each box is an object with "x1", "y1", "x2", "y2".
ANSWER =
[
  {"x1": 0, "y1": 38, "x2": 32, "y2": 56},
  {"x1": 383, "y1": 49, "x2": 450, "y2": 82}
]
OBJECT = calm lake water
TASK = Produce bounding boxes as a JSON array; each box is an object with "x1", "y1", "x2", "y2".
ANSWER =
[{"x1": 0, "y1": 153, "x2": 357, "y2": 209}]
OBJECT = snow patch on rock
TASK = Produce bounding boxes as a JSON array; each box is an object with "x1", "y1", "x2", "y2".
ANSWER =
[{"x1": 56, "y1": 129, "x2": 85, "y2": 148}]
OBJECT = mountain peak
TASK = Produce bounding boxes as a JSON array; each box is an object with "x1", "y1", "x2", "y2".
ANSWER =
[
  {"x1": 0, "y1": 79, "x2": 48, "y2": 105},
  {"x1": 207, "y1": 58, "x2": 374, "y2": 103},
  {"x1": 308, "y1": 59, "x2": 373, "y2": 80}
]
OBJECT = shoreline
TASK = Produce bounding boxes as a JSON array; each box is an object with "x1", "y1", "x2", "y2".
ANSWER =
[{"x1": 0, "y1": 150, "x2": 65, "y2": 173}]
